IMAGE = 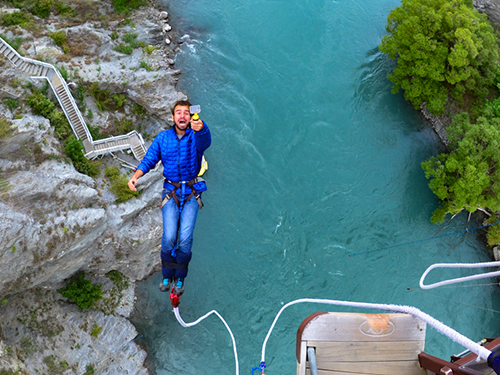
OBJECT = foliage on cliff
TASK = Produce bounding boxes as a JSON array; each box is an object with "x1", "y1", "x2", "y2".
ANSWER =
[
  {"x1": 105, "y1": 165, "x2": 139, "y2": 203},
  {"x1": 421, "y1": 109, "x2": 500, "y2": 223},
  {"x1": 379, "y1": 0, "x2": 498, "y2": 115},
  {"x1": 58, "y1": 272, "x2": 103, "y2": 311},
  {"x1": 27, "y1": 90, "x2": 99, "y2": 177}
]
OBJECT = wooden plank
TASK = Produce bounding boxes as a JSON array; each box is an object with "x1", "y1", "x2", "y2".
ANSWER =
[
  {"x1": 306, "y1": 367, "x2": 427, "y2": 375},
  {"x1": 316, "y1": 360, "x2": 426, "y2": 375},
  {"x1": 301, "y1": 313, "x2": 426, "y2": 342},
  {"x1": 298, "y1": 341, "x2": 307, "y2": 375},
  {"x1": 314, "y1": 360, "x2": 427, "y2": 375},
  {"x1": 309, "y1": 340, "x2": 425, "y2": 362}
]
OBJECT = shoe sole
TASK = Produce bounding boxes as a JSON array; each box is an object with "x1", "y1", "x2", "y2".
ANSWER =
[{"x1": 159, "y1": 282, "x2": 172, "y2": 292}]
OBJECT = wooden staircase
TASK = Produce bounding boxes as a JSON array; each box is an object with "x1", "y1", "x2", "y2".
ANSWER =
[{"x1": 0, "y1": 37, "x2": 147, "y2": 164}]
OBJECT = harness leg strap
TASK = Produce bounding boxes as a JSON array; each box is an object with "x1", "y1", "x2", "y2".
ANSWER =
[{"x1": 162, "y1": 261, "x2": 188, "y2": 270}]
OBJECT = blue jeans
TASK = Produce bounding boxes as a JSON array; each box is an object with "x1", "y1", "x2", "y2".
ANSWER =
[{"x1": 161, "y1": 189, "x2": 199, "y2": 280}]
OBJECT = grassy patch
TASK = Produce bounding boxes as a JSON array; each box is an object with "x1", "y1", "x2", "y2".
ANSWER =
[
  {"x1": 43, "y1": 355, "x2": 69, "y2": 375},
  {"x1": 0, "y1": 33, "x2": 25, "y2": 51},
  {"x1": 0, "y1": 117, "x2": 13, "y2": 138},
  {"x1": 49, "y1": 30, "x2": 70, "y2": 54},
  {"x1": 58, "y1": 271, "x2": 103, "y2": 310},
  {"x1": 83, "y1": 365, "x2": 95, "y2": 375},
  {"x1": 90, "y1": 323, "x2": 102, "y2": 338},
  {"x1": 89, "y1": 83, "x2": 128, "y2": 112},
  {"x1": 112, "y1": 0, "x2": 148, "y2": 14},
  {"x1": 140, "y1": 60, "x2": 152, "y2": 71},
  {"x1": 106, "y1": 270, "x2": 129, "y2": 291},
  {"x1": 105, "y1": 165, "x2": 139, "y2": 203},
  {"x1": 0, "y1": 11, "x2": 32, "y2": 28},
  {"x1": 143, "y1": 45, "x2": 157, "y2": 55},
  {"x1": 113, "y1": 93, "x2": 126, "y2": 108},
  {"x1": 113, "y1": 43, "x2": 133, "y2": 55},
  {"x1": 3, "y1": 98, "x2": 19, "y2": 111}
]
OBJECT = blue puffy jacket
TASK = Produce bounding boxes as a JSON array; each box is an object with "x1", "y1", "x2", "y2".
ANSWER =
[{"x1": 137, "y1": 123, "x2": 211, "y2": 193}]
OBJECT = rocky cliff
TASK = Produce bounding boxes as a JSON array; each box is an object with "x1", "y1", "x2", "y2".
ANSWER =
[{"x1": 0, "y1": 0, "x2": 186, "y2": 373}]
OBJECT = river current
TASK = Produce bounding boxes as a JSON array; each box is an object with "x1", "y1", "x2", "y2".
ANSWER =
[{"x1": 131, "y1": 0, "x2": 500, "y2": 373}]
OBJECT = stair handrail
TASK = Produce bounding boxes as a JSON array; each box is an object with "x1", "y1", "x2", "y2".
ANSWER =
[
  {"x1": 91, "y1": 130, "x2": 144, "y2": 146},
  {"x1": 86, "y1": 131, "x2": 146, "y2": 161}
]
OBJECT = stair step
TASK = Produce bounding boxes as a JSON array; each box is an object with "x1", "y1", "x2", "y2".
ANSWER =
[
  {"x1": 11, "y1": 55, "x2": 21, "y2": 65},
  {"x1": 5, "y1": 50, "x2": 15, "y2": 60},
  {"x1": 69, "y1": 116, "x2": 80, "y2": 124}
]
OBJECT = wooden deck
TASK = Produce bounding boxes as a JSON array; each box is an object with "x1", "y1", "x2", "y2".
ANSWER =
[{"x1": 297, "y1": 312, "x2": 427, "y2": 375}]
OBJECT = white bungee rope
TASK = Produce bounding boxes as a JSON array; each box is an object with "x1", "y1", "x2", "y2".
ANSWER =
[
  {"x1": 173, "y1": 306, "x2": 239, "y2": 375},
  {"x1": 171, "y1": 262, "x2": 500, "y2": 373},
  {"x1": 172, "y1": 296, "x2": 493, "y2": 375},
  {"x1": 419, "y1": 261, "x2": 500, "y2": 289}
]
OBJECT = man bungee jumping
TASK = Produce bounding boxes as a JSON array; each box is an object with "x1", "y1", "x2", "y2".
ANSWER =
[{"x1": 127, "y1": 100, "x2": 211, "y2": 296}]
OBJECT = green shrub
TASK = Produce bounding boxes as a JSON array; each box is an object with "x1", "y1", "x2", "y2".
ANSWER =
[
  {"x1": 112, "y1": 93, "x2": 127, "y2": 108},
  {"x1": 112, "y1": 0, "x2": 148, "y2": 14},
  {"x1": 58, "y1": 271, "x2": 102, "y2": 310},
  {"x1": 49, "y1": 30, "x2": 66, "y2": 46},
  {"x1": 487, "y1": 216, "x2": 500, "y2": 246},
  {"x1": 105, "y1": 165, "x2": 139, "y2": 203},
  {"x1": 28, "y1": 91, "x2": 55, "y2": 118},
  {"x1": 83, "y1": 365, "x2": 95, "y2": 375},
  {"x1": 48, "y1": 109, "x2": 72, "y2": 140},
  {"x1": 56, "y1": 66, "x2": 69, "y2": 80},
  {"x1": 90, "y1": 323, "x2": 102, "y2": 338},
  {"x1": 89, "y1": 82, "x2": 113, "y2": 111},
  {"x1": 379, "y1": 0, "x2": 499, "y2": 115},
  {"x1": 422, "y1": 111, "x2": 500, "y2": 223},
  {"x1": 132, "y1": 103, "x2": 146, "y2": 116},
  {"x1": 4, "y1": 98, "x2": 19, "y2": 111},
  {"x1": 64, "y1": 136, "x2": 98, "y2": 177},
  {"x1": 49, "y1": 30, "x2": 70, "y2": 54},
  {"x1": 143, "y1": 45, "x2": 157, "y2": 55},
  {"x1": 30, "y1": 0, "x2": 54, "y2": 18},
  {"x1": 140, "y1": 60, "x2": 152, "y2": 71},
  {"x1": 88, "y1": 123, "x2": 104, "y2": 140},
  {"x1": 55, "y1": 1, "x2": 75, "y2": 16},
  {"x1": 1, "y1": 11, "x2": 31, "y2": 27},
  {"x1": 113, "y1": 43, "x2": 133, "y2": 55},
  {"x1": 123, "y1": 32, "x2": 138, "y2": 44}
]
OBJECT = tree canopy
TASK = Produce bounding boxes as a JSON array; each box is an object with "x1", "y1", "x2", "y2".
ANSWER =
[
  {"x1": 421, "y1": 109, "x2": 500, "y2": 223},
  {"x1": 379, "y1": 0, "x2": 498, "y2": 114}
]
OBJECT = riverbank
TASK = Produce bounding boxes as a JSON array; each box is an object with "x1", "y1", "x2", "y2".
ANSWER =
[{"x1": 0, "y1": 0, "x2": 187, "y2": 373}]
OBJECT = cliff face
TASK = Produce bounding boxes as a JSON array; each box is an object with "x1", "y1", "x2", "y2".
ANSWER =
[
  {"x1": 474, "y1": 0, "x2": 500, "y2": 26},
  {"x1": 0, "y1": 1, "x2": 184, "y2": 373}
]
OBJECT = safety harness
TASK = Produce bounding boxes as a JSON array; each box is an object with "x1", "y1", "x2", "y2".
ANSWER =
[{"x1": 160, "y1": 177, "x2": 205, "y2": 210}]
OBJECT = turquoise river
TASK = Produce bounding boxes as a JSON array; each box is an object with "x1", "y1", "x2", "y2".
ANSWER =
[{"x1": 131, "y1": 0, "x2": 500, "y2": 373}]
